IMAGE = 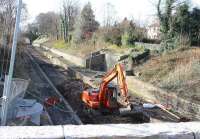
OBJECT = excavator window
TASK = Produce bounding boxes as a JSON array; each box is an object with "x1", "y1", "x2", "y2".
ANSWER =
[
  {"x1": 107, "y1": 86, "x2": 118, "y2": 99},
  {"x1": 88, "y1": 88, "x2": 99, "y2": 95}
]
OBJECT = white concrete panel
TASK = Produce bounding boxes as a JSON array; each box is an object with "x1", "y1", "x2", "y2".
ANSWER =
[
  {"x1": 0, "y1": 126, "x2": 64, "y2": 139},
  {"x1": 63, "y1": 122, "x2": 200, "y2": 139}
]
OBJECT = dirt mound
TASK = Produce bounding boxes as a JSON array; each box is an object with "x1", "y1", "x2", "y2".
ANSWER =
[
  {"x1": 57, "y1": 79, "x2": 85, "y2": 115},
  {"x1": 58, "y1": 79, "x2": 83, "y2": 96}
]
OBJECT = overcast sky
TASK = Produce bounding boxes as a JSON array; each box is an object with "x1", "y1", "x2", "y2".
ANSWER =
[{"x1": 23, "y1": 0, "x2": 200, "y2": 25}]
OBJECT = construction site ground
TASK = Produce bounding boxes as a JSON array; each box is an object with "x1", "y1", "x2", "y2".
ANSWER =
[
  {"x1": 13, "y1": 46, "x2": 81, "y2": 125},
  {"x1": 11, "y1": 45, "x2": 188, "y2": 125}
]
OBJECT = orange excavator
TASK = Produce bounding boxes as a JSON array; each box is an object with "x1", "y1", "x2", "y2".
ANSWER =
[
  {"x1": 81, "y1": 64, "x2": 129, "y2": 111},
  {"x1": 81, "y1": 64, "x2": 149, "y2": 120}
]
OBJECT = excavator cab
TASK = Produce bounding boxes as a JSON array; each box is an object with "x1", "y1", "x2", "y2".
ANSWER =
[
  {"x1": 81, "y1": 84, "x2": 118, "y2": 110},
  {"x1": 104, "y1": 84, "x2": 119, "y2": 110}
]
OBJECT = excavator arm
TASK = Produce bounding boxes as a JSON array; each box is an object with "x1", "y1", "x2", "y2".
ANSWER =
[{"x1": 98, "y1": 64, "x2": 129, "y2": 107}]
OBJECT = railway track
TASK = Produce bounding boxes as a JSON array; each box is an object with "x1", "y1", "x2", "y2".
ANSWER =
[{"x1": 25, "y1": 47, "x2": 82, "y2": 125}]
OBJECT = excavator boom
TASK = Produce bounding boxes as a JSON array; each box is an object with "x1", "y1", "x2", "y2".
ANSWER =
[{"x1": 98, "y1": 64, "x2": 129, "y2": 107}]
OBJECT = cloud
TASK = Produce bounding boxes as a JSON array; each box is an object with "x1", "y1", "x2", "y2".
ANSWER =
[{"x1": 192, "y1": 0, "x2": 200, "y2": 7}]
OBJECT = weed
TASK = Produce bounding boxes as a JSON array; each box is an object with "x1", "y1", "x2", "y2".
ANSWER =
[
  {"x1": 53, "y1": 40, "x2": 69, "y2": 49},
  {"x1": 136, "y1": 47, "x2": 200, "y2": 99}
]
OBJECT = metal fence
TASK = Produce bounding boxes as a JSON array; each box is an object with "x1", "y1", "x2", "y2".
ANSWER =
[{"x1": 0, "y1": 0, "x2": 22, "y2": 125}]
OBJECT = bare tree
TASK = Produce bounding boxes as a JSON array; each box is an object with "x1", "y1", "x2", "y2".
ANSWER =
[
  {"x1": 103, "y1": 2, "x2": 116, "y2": 28},
  {"x1": 61, "y1": 0, "x2": 79, "y2": 42},
  {"x1": 0, "y1": 0, "x2": 27, "y2": 45},
  {"x1": 36, "y1": 12, "x2": 60, "y2": 39},
  {"x1": 0, "y1": 0, "x2": 18, "y2": 55}
]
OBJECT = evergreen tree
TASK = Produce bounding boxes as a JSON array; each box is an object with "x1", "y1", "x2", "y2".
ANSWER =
[
  {"x1": 73, "y1": 2, "x2": 99, "y2": 42},
  {"x1": 190, "y1": 8, "x2": 200, "y2": 45},
  {"x1": 173, "y1": 4, "x2": 190, "y2": 35}
]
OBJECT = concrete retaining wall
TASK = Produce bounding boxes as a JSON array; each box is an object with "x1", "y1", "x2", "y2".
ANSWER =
[
  {"x1": 135, "y1": 42, "x2": 161, "y2": 51},
  {"x1": 33, "y1": 44, "x2": 85, "y2": 67},
  {"x1": 105, "y1": 53, "x2": 121, "y2": 70},
  {"x1": 0, "y1": 122, "x2": 199, "y2": 139},
  {"x1": 86, "y1": 54, "x2": 106, "y2": 71}
]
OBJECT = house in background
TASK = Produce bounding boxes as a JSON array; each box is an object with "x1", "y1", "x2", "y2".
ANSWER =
[{"x1": 146, "y1": 20, "x2": 161, "y2": 40}]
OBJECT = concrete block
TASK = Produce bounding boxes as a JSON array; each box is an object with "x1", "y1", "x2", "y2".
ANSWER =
[
  {"x1": 0, "y1": 123, "x2": 198, "y2": 139},
  {"x1": 105, "y1": 53, "x2": 121, "y2": 70},
  {"x1": 86, "y1": 54, "x2": 106, "y2": 71},
  {"x1": 0, "y1": 126, "x2": 64, "y2": 139},
  {"x1": 63, "y1": 122, "x2": 200, "y2": 139}
]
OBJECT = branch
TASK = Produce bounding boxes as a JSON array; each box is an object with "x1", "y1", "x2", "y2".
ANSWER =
[{"x1": 157, "y1": 0, "x2": 162, "y2": 21}]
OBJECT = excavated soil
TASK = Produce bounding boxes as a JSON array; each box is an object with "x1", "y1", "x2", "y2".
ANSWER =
[{"x1": 57, "y1": 81, "x2": 150, "y2": 124}]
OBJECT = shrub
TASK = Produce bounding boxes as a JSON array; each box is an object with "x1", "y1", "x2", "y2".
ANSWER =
[
  {"x1": 121, "y1": 31, "x2": 136, "y2": 46},
  {"x1": 53, "y1": 40, "x2": 68, "y2": 49},
  {"x1": 175, "y1": 34, "x2": 191, "y2": 49},
  {"x1": 103, "y1": 27, "x2": 122, "y2": 46}
]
